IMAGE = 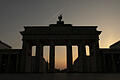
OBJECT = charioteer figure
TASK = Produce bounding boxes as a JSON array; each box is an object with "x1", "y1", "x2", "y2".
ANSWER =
[{"x1": 57, "y1": 15, "x2": 64, "y2": 24}]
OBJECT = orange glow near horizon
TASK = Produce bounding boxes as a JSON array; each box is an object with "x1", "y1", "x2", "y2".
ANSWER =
[
  {"x1": 55, "y1": 46, "x2": 66, "y2": 70},
  {"x1": 32, "y1": 46, "x2": 79, "y2": 70},
  {"x1": 55, "y1": 46, "x2": 78, "y2": 70}
]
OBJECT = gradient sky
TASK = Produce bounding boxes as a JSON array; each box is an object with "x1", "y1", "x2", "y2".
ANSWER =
[{"x1": 1, "y1": 0, "x2": 120, "y2": 69}]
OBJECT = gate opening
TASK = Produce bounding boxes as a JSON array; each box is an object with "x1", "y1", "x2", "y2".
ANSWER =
[
  {"x1": 85, "y1": 45, "x2": 90, "y2": 56},
  {"x1": 72, "y1": 46, "x2": 78, "y2": 63},
  {"x1": 55, "y1": 46, "x2": 66, "y2": 70},
  {"x1": 32, "y1": 46, "x2": 36, "y2": 56}
]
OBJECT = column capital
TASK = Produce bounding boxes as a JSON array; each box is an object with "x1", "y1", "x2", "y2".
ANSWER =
[
  {"x1": 50, "y1": 40, "x2": 55, "y2": 45},
  {"x1": 77, "y1": 42, "x2": 86, "y2": 47},
  {"x1": 50, "y1": 43, "x2": 55, "y2": 46},
  {"x1": 36, "y1": 40, "x2": 43, "y2": 45},
  {"x1": 78, "y1": 41, "x2": 86, "y2": 45},
  {"x1": 66, "y1": 41, "x2": 72, "y2": 45},
  {"x1": 36, "y1": 43, "x2": 44, "y2": 46}
]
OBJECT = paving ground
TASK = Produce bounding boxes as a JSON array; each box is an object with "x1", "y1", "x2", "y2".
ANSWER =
[{"x1": 0, "y1": 73, "x2": 120, "y2": 80}]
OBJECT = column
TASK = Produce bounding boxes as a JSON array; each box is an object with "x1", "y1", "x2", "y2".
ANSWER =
[
  {"x1": 20, "y1": 40, "x2": 28, "y2": 72},
  {"x1": 78, "y1": 42, "x2": 86, "y2": 58},
  {"x1": 36, "y1": 44, "x2": 43, "y2": 72},
  {"x1": 16, "y1": 54, "x2": 20, "y2": 72},
  {"x1": 6, "y1": 54, "x2": 11, "y2": 72},
  {"x1": 89, "y1": 43, "x2": 94, "y2": 56},
  {"x1": 95, "y1": 40, "x2": 101, "y2": 72},
  {"x1": 67, "y1": 43, "x2": 73, "y2": 72},
  {"x1": 49, "y1": 44, "x2": 55, "y2": 72},
  {"x1": 89, "y1": 40, "x2": 99, "y2": 72},
  {"x1": 77, "y1": 42, "x2": 86, "y2": 72},
  {"x1": 25, "y1": 43, "x2": 32, "y2": 72},
  {"x1": 111, "y1": 54, "x2": 116, "y2": 72},
  {"x1": 0, "y1": 54, "x2": 3, "y2": 72},
  {"x1": 90, "y1": 41, "x2": 99, "y2": 56},
  {"x1": 36, "y1": 44, "x2": 43, "y2": 57},
  {"x1": 20, "y1": 40, "x2": 32, "y2": 72}
]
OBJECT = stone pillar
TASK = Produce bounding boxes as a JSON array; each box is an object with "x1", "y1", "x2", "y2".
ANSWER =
[
  {"x1": 49, "y1": 44, "x2": 55, "y2": 72},
  {"x1": 78, "y1": 42, "x2": 86, "y2": 58},
  {"x1": 89, "y1": 44, "x2": 94, "y2": 56},
  {"x1": 20, "y1": 40, "x2": 27, "y2": 72},
  {"x1": 36, "y1": 44, "x2": 43, "y2": 57},
  {"x1": 67, "y1": 43, "x2": 73, "y2": 72},
  {"x1": 36, "y1": 44, "x2": 43, "y2": 72},
  {"x1": 77, "y1": 42, "x2": 86, "y2": 72},
  {"x1": 20, "y1": 40, "x2": 32, "y2": 72},
  {"x1": 0, "y1": 54, "x2": 2, "y2": 72},
  {"x1": 95, "y1": 40, "x2": 102, "y2": 72},
  {"x1": 25, "y1": 43, "x2": 32, "y2": 72},
  {"x1": 16, "y1": 54, "x2": 20, "y2": 72},
  {"x1": 111, "y1": 54, "x2": 116, "y2": 72},
  {"x1": 89, "y1": 40, "x2": 99, "y2": 72},
  {"x1": 6, "y1": 54, "x2": 12, "y2": 72}
]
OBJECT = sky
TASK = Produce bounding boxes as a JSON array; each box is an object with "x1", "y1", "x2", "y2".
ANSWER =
[{"x1": 0, "y1": 0, "x2": 120, "y2": 69}]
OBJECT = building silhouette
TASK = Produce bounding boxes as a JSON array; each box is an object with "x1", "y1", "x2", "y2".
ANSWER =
[
  {"x1": 0, "y1": 41, "x2": 12, "y2": 49},
  {"x1": 0, "y1": 16, "x2": 120, "y2": 73}
]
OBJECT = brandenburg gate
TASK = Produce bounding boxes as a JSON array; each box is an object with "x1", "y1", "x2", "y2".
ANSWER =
[{"x1": 20, "y1": 15, "x2": 101, "y2": 72}]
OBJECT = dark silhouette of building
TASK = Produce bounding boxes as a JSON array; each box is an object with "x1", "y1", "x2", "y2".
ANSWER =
[
  {"x1": 0, "y1": 41, "x2": 21, "y2": 72},
  {"x1": 0, "y1": 15, "x2": 120, "y2": 73},
  {"x1": 73, "y1": 42, "x2": 120, "y2": 72},
  {"x1": 0, "y1": 41, "x2": 12, "y2": 49}
]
